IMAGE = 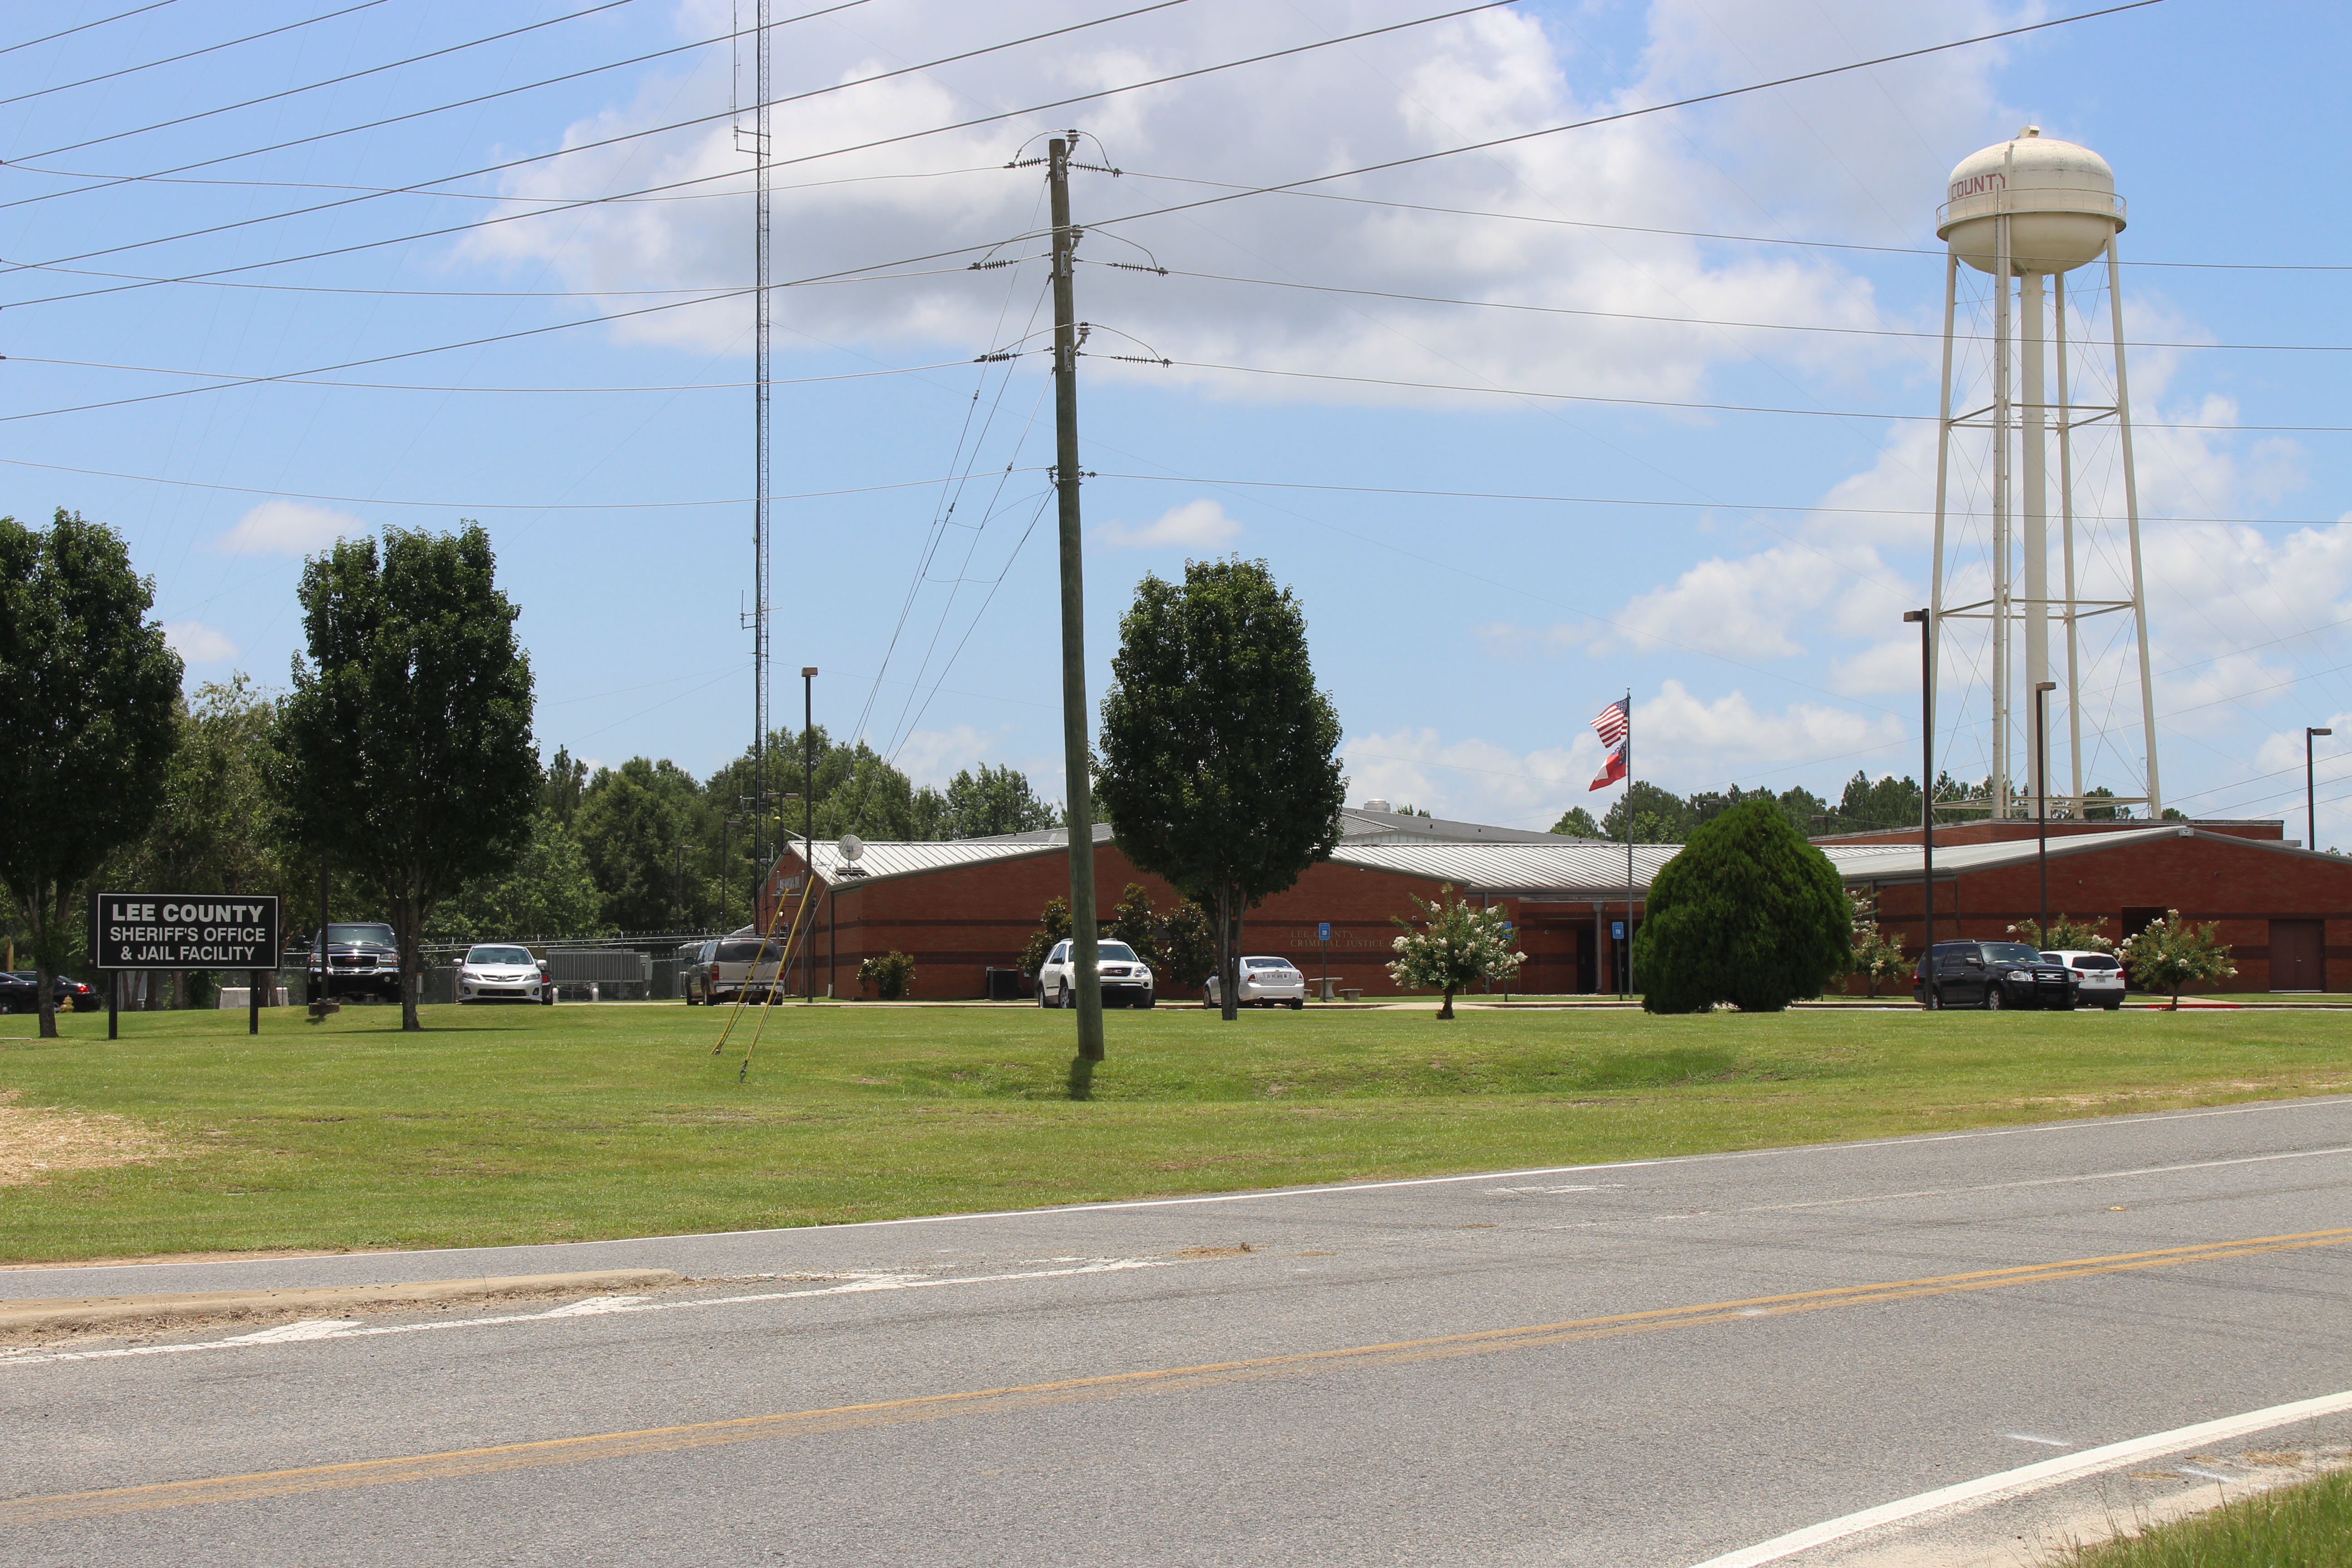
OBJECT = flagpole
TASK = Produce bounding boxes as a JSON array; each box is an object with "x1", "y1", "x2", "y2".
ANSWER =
[{"x1": 1622, "y1": 686, "x2": 1634, "y2": 1000}]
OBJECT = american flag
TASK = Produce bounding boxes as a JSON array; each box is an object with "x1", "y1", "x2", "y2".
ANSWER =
[{"x1": 1590, "y1": 698, "x2": 1629, "y2": 749}]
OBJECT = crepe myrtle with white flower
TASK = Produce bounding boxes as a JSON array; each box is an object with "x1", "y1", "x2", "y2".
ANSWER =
[{"x1": 1387, "y1": 884, "x2": 1525, "y2": 1020}]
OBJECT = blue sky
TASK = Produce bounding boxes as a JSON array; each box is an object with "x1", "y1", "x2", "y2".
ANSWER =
[{"x1": 6, "y1": 0, "x2": 2349, "y2": 835}]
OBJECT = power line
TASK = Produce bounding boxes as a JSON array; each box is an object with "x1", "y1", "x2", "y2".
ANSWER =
[
  {"x1": 0, "y1": 0, "x2": 1495, "y2": 294},
  {"x1": 2, "y1": 347, "x2": 997, "y2": 394},
  {"x1": 0, "y1": 3, "x2": 176, "y2": 60},
  {"x1": 1078, "y1": 4, "x2": 2168, "y2": 242},
  {"x1": 0, "y1": 0, "x2": 394, "y2": 112},
  {"x1": 1115, "y1": 262, "x2": 2352, "y2": 354},
  {"x1": 1137, "y1": 358, "x2": 2352, "y2": 436},
  {"x1": 0, "y1": 452, "x2": 1048, "y2": 510},
  {"x1": 1108, "y1": 173, "x2": 2352, "y2": 275}
]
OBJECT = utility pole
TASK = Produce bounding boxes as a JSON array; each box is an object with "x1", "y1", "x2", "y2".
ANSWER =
[{"x1": 1048, "y1": 133, "x2": 1103, "y2": 1061}]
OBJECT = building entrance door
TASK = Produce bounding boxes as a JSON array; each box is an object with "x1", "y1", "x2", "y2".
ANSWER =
[{"x1": 2270, "y1": 919, "x2": 2324, "y2": 992}]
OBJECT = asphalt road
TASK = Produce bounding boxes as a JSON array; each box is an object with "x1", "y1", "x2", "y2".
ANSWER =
[{"x1": 5, "y1": 1096, "x2": 2350, "y2": 1566}]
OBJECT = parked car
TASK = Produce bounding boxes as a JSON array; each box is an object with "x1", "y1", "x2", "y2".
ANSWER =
[
  {"x1": 2043, "y1": 949, "x2": 2126, "y2": 1009},
  {"x1": 678, "y1": 940, "x2": 714, "y2": 1004},
  {"x1": 1204, "y1": 956, "x2": 1308, "y2": 1009},
  {"x1": 305, "y1": 922, "x2": 404, "y2": 1004},
  {"x1": 1913, "y1": 939, "x2": 2078, "y2": 1010},
  {"x1": 1036, "y1": 940, "x2": 1156, "y2": 1009},
  {"x1": 456, "y1": 944, "x2": 547, "y2": 1005},
  {"x1": 3, "y1": 971, "x2": 101, "y2": 1014}
]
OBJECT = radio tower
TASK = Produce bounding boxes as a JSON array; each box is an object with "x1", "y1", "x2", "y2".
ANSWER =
[{"x1": 739, "y1": 0, "x2": 774, "y2": 888}]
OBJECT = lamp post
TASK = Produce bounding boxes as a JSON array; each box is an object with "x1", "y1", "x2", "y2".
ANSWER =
[
  {"x1": 1903, "y1": 609, "x2": 1934, "y2": 995},
  {"x1": 2035, "y1": 680, "x2": 2058, "y2": 944}
]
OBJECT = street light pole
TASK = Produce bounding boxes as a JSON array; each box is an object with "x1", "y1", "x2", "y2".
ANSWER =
[
  {"x1": 1903, "y1": 609, "x2": 1935, "y2": 995},
  {"x1": 2309, "y1": 727, "x2": 2333, "y2": 853},
  {"x1": 2035, "y1": 680, "x2": 2058, "y2": 943}
]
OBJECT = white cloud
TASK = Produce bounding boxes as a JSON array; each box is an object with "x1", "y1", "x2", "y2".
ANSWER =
[
  {"x1": 163, "y1": 621, "x2": 237, "y2": 662},
  {"x1": 890, "y1": 724, "x2": 1002, "y2": 788},
  {"x1": 1096, "y1": 498, "x2": 1240, "y2": 550},
  {"x1": 213, "y1": 501, "x2": 366, "y2": 556},
  {"x1": 458, "y1": 1, "x2": 2019, "y2": 402}
]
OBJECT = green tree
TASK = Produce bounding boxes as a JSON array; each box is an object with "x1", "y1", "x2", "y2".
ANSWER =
[
  {"x1": 1551, "y1": 806, "x2": 1604, "y2": 838},
  {"x1": 0, "y1": 510, "x2": 182, "y2": 1037},
  {"x1": 1833, "y1": 772, "x2": 1924, "y2": 834},
  {"x1": 1097, "y1": 559, "x2": 1347, "y2": 1021},
  {"x1": 427, "y1": 811, "x2": 608, "y2": 942},
  {"x1": 938, "y1": 763, "x2": 1058, "y2": 838},
  {"x1": 575, "y1": 757, "x2": 708, "y2": 931},
  {"x1": 1634, "y1": 799, "x2": 1852, "y2": 1014},
  {"x1": 2118, "y1": 910, "x2": 2235, "y2": 1008},
  {"x1": 2006, "y1": 914, "x2": 2116, "y2": 953},
  {"x1": 857, "y1": 950, "x2": 916, "y2": 1000},
  {"x1": 1155, "y1": 900, "x2": 1217, "y2": 995},
  {"x1": 270, "y1": 524, "x2": 538, "y2": 1030},
  {"x1": 1018, "y1": 896, "x2": 1072, "y2": 977},
  {"x1": 119, "y1": 675, "x2": 296, "y2": 1008},
  {"x1": 540, "y1": 746, "x2": 588, "y2": 824},
  {"x1": 1600, "y1": 781, "x2": 1691, "y2": 843},
  {"x1": 2081, "y1": 786, "x2": 2131, "y2": 821},
  {"x1": 1107, "y1": 883, "x2": 1164, "y2": 971},
  {"x1": 1386, "y1": 884, "x2": 1524, "y2": 1019}
]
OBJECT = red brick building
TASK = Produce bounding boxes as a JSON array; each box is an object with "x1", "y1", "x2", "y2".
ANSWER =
[{"x1": 757, "y1": 813, "x2": 2352, "y2": 1000}]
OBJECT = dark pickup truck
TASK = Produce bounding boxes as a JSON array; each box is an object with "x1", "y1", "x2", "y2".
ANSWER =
[{"x1": 305, "y1": 922, "x2": 404, "y2": 1004}]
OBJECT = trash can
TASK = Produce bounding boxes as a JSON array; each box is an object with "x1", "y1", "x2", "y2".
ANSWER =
[{"x1": 983, "y1": 967, "x2": 1025, "y2": 1001}]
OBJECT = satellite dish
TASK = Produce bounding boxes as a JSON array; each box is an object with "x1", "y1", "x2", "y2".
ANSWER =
[{"x1": 838, "y1": 833, "x2": 865, "y2": 862}]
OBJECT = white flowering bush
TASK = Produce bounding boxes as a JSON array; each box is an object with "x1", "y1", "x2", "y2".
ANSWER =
[
  {"x1": 1387, "y1": 884, "x2": 1525, "y2": 1020},
  {"x1": 1847, "y1": 892, "x2": 1911, "y2": 997},
  {"x1": 2005, "y1": 915, "x2": 2117, "y2": 953},
  {"x1": 2117, "y1": 910, "x2": 2236, "y2": 1009}
]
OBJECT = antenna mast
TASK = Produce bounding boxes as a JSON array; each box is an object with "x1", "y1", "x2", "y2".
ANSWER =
[{"x1": 740, "y1": 0, "x2": 774, "y2": 888}]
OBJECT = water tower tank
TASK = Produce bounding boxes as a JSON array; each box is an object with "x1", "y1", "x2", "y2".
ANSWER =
[{"x1": 1938, "y1": 126, "x2": 2124, "y2": 275}]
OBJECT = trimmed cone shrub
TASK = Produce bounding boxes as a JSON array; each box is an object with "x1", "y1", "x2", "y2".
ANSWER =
[{"x1": 1634, "y1": 799, "x2": 1852, "y2": 1014}]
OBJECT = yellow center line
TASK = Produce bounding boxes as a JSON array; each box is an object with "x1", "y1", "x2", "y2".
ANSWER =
[{"x1": 7, "y1": 1225, "x2": 2347, "y2": 1524}]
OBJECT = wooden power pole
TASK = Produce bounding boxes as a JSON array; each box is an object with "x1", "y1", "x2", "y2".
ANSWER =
[{"x1": 1048, "y1": 134, "x2": 1103, "y2": 1061}]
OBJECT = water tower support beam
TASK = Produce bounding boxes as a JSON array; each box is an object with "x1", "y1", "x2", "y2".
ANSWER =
[
  {"x1": 2107, "y1": 236, "x2": 2161, "y2": 814},
  {"x1": 1991, "y1": 206, "x2": 2014, "y2": 817},
  {"x1": 1929, "y1": 251, "x2": 1957, "y2": 818},
  {"x1": 2021, "y1": 267, "x2": 2052, "y2": 823},
  {"x1": 2056, "y1": 270, "x2": 2084, "y2": 810}
]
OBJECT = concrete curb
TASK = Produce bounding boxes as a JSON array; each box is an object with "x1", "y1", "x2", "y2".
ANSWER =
[{"x1": 0, "y1": 1269, "x2": 686, "y2": 1336}]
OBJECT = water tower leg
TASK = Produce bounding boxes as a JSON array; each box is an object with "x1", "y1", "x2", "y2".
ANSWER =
[
  {"x1": 2107, "y1": 237, "x2": 2161, "y2": 815},
  {"x1": 1991, "y1": 214, "x2": 2014, "y2": 817},
  {"x1": 2056, "y1": 270, "x2": 2084, "y2": 812},
  {"x1": 1930, "y1": 252, "x2": 1957, "y2": 820},
  {"x1": 2021, "y1": 269, "x2": 2052, "y2": 823}
]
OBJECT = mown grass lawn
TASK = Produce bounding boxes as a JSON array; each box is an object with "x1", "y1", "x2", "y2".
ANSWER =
[
  {"x1": 1, "y1": 998, "x2": 2347, "y2": 1264},
  {"x1": 2048, "y1": 1468, "x2": 2352, "y2": 1566}
]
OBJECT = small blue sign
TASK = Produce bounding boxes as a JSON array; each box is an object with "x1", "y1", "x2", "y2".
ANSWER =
[
  {"x1": 1318, "y1": 922, "x2": 1331, "y2": 942},
  {"x1": 1500, "y1": 920, "x2": 1514, "y2": 934},
  {"x1": 1612, "y1": 921, "x2": 1626, "y2": 940}
]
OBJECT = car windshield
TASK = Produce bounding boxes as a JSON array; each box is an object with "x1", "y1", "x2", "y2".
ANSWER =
[
  {"x1": 2070, "y1": 955, "x2": 2121, "y2": 970},
  {"x1": 467, "y1": 946, "x2": 534, "y2": 965},
  {"x1": 1980, "y1": 942, "x2": 2043, "y2": 964},
  {"x1": 328, "y1": 923, "x2": 395, "y2": 946},
  {"x1": 1098, "y1": 942, "x2": 1139, "y2": 963}
]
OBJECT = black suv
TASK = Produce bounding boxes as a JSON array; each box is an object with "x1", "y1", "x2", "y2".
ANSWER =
[
  {"x1": 1914, "y1": 940, "x2": 2079, "y2": 1011},
  {"x1": 306, "y1": 922, "x2": 404, "y2": 1004}
]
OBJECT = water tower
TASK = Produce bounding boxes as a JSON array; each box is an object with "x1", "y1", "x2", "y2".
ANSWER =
[{"x1": 1931, "y1": 127, "x2": 2159, "y2": 820}]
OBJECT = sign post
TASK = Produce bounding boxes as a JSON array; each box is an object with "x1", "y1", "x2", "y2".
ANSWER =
[
  {"x1": 1318, "y1": 921, "x2": 1331, "y2": 1003},
  {"x1": 90, "y1": 894, "x2": 281, "y2": 1035}
]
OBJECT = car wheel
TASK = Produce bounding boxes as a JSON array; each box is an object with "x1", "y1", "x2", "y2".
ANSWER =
[
  {"x1": 1288, "y1": 998, "x2": 1304, "y2": 1010},
  {"x1": 1984, "y1": 986, "x2": 2003, "y2": 1011},
  {"x1": 1140, "y1": 994, "x2": 1156, "y2": 1009},
  {"x1": 2104, "y1": 1000, "x2": 2122, "y2": 1010}
]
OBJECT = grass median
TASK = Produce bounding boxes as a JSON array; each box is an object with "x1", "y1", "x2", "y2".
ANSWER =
[
  {"x1": 2048, "y1": 1467, "x2": 2352, "y2": 1566},
  {"x1": 1, "y1": 999, "x2": 2347, "y2": 1264}
]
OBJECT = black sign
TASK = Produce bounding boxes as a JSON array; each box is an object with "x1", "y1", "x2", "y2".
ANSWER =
[{"x1": 90, "y1": 893, "x2": 281, "y2": 970}]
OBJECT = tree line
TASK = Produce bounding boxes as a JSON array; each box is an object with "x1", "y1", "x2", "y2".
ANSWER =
[
  {"x1": 0, "y1": 509, "x2": 1062, "y2": 1035},
  {"x1": 1551, "y1": 773, "x2": 2161, "y2": 843}
]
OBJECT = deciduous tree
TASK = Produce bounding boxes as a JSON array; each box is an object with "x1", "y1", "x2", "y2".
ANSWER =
[
  {"x1": 270, "y1": 524, "x2": 537, "y2": 1030},
  {"x1": 2118, "y1": 910, "x2": 2235, "y2": 1009},
  {"x1": 1387, "y1": 885, "x2": 1523, "y2": 1019},
  {"x1": 1096, "y1": 559, "x2": 1346, "y2": 1021},
  {"x1": 0, "y1": 510, "x2": 181, "y2": 1037}
]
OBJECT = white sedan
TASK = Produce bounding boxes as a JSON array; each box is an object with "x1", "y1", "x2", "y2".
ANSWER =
[
  {"x1": 457, "y1": 944, "x2": 546, "y2": 1004},
  {"x1": 1205, "y1": 956, "x2": 1308, "y2": 1009}
]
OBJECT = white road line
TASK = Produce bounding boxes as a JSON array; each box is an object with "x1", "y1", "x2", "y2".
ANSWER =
[
  {"x1": 5, "y1": 1095, "x2": 2347, "y2": 1286},
  {"x1": 1726, "y1": 1144, "x2": 2352, "y2": 1215},
  {"x1": 0, "y1": 1259, "x2": 1179, "y2": 1370},
  {"x1": 1683, "y1": 1388, "x2": 2352, "y2": 1568}
]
